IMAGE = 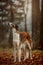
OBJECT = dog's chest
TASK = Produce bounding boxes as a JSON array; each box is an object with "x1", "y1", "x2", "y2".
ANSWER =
[
  {"x1": 13, "y1": 33, "x2": 19, "y2": 40},
  {"x1": 12, "y1": 29, "x2": 20, "y2": 42}
]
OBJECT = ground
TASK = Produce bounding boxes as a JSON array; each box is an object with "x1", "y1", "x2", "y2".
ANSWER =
[{"x1": 0, "y1": 48, "x2": 43, "y2": 65}]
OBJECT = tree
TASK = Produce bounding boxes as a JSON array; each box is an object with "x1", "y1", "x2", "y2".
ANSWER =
[
  {"x1": 0, "y1": 0, "x2": 11, "y2": 47},
  {"x1": 0, "y1": 0, "x2": 9, "y2": 41},
  {"x1": 32, "y1": 0, "x2": 40, "y2": 49},
  {"x1": 24, "y1": 0, "x2": 29, "y2": 32},
  {"x1": 40, "y1": 0, "x2": 43, "y2": 50}
]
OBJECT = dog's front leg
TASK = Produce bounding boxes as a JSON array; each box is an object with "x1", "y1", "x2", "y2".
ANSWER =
[
  {"x1": 18, "y1": 47, "x2": 21, "y2": 62},
  {"x1": 13, "y1": 48, "x2": 16, "y2": 62}
]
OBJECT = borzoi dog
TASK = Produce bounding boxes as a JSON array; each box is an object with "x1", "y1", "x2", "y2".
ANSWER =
[{"x1": 9, "y1": 23, "x2": 32, "y2": 62}]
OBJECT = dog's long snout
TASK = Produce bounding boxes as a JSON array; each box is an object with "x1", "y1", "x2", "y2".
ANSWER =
[{"x1": 8, "y1": 22, "x2": 13, "y2": 27}]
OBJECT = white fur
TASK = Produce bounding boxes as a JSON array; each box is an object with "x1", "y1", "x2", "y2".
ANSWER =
[{"x1": 12, "y1": 28, "x2": 20, "y2": 62}]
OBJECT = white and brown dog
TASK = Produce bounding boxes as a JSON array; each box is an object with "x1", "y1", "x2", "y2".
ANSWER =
[{"x1": 9, "y1": 23, "x2": 32, "y2": 62}]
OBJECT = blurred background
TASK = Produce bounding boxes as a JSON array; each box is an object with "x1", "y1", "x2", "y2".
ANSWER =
[{"x1": 0, "y1": 0, "x2": 43, "y2": 50}]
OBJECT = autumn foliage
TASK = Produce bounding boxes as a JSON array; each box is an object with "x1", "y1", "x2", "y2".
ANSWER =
[{"x1": 0, "y1": 50, "x2": 43, "y2": 65}]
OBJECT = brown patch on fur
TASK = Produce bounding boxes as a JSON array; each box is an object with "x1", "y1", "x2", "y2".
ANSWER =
[{"x1": 19, "y1": 32, "x2": 32, "y2": 46}]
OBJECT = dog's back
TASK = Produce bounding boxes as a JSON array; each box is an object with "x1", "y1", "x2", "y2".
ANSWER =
[{"x1": 19, "y1": 32, "x2": 32, "y2": 45}]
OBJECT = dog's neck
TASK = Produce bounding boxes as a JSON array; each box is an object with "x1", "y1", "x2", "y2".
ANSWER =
[{"x1": 12, "y1": 28, "x2": 17, "y2": 33}]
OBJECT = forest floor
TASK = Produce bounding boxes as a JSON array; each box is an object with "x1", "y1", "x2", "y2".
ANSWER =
[{"x1": 0, "y1": 48, "x2": 43, "y2": 65}]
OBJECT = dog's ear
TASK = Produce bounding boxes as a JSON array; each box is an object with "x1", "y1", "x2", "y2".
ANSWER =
[
  {"x1": 8, "y1": 22, "x2": 9, "y2": 25},
  {"x1": 15, "y1": 24, "x2": 18, "y2": 30},
  {"x1": 12, "y1": 24, "x2": 15, "y2": 28}
]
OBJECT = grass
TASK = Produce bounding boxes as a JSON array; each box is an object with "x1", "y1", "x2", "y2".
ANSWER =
[
  {"x1": 0, "y1": 47, "x2": 13, "y2": 52},
  {"x1": 33, "y1": 50, "x2": 43, "y2": 54},
  {"x1": 0, "y1": 47, "x2": 43, "y2": 54}
]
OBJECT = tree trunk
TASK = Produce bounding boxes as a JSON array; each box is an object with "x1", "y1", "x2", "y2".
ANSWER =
[
  {"x1": 40, "y1": 0, "x2": 43, "y2": 50},
  {"x1": 32, "y1": 0, "x2": 40, "y2": 49},
  {"x1": 25, "y1": 14, "x2": 27, "y2": 32}
]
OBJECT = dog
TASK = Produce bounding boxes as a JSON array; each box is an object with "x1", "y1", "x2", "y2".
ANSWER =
[{"x1": 8, "y1": 23, "x2": 32, "y2": 62}]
